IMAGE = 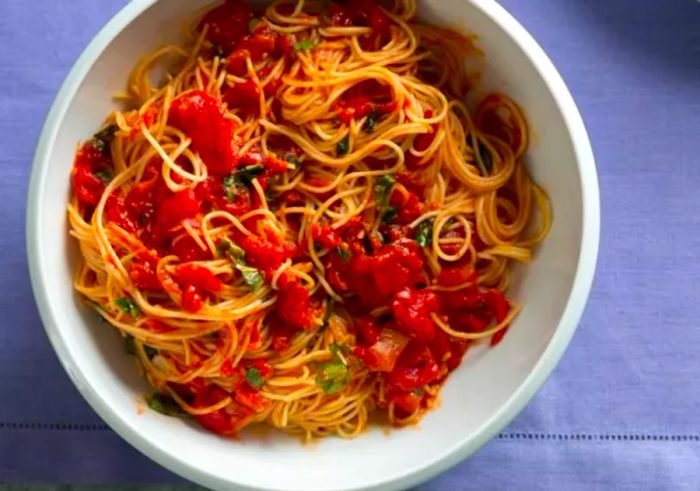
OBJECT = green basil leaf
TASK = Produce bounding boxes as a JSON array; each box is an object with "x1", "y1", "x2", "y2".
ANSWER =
[
  {"x1": 211, "y1": 44, "x2": 226, "y2": 59},
  {"x1": 476, "y1": 141, "x2": 493, "y2": 176},
  {"x1": 115, "y1": 297, "x2": 139, "y2": 317},
  {"x1": 237, "y1": 164, "x2": 265, "y2": 184},
  {"x1": 236, "y1": 264, "x2": 264, "y2": 291},
  {"x1": 92, "y1": 124, "x2": 118, "y2": 155},
  {"x1": 222, "y1": 175, "x2": 235, "y2": 187},
  {"x1": 223, "y1": 165, "x2": 265, "y2": 197},
  {"x1": 335, "y1": 246, "x2": 351, "y2": 262},
  {"x1": 374, "y1": 174, "x2": 396, "y2": 217},
  {"x1": 329, "y1": 342, "x2": 350, "y2": 356},
  {"x1": 246, "y1": 368, "x2": 264, "y2": 388},
  {"x1": 294, "y1": 39, "x2": 316, "y2": 51},
  {"x1": 414, "y1": 220, "x2": 433, "y2": 247},
  {"x1": 216, "y1": 239, "x2": 245, "y2": 261},
  {"x1": 218, "y1": 239, "x2": 262, "y2": 290},
  {"x1": 286, "y1": 154, "x2": 300, "y2": 166},
  {"x1": 125, "y1": 335, "x2": 156, "y2": 358},
  {"x1": 315, "y1": 358, "x2": 349, "y2": 394},
  {"x1": 381, "y1": 206, "x2": 398, "y2": 223},
  {"x1": 95, "y1": 170, "x2": 113, "y2": 184},
  {"x1": 363, "y1": 111, "x2": 379, "y2": 133},
  {"x1": 336, "y1": 136, "x2": 349, "y2": 156},
  {"x1": 144, "y1": 345, "x2": 158, "y2": 359},
  {"x1": 147, "y1": 393, "x2": 186, "y2": 417},
  {"x1": 323, "y1": 298, "x2": 334, "y2": 327}
]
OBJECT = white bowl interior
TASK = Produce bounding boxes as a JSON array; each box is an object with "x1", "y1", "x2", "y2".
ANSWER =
[{"x1": 29, "y1": 1, "x2": 594, "y2": 490}]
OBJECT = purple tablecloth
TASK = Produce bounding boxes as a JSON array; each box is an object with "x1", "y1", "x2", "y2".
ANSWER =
[{"x1": 2, "y1": 0, "x2": 700, "y2": 489}]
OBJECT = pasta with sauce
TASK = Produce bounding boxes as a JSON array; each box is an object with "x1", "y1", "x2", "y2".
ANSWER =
[{"x1": 68, "y1": 0, "x2": 551, "y2": 440}]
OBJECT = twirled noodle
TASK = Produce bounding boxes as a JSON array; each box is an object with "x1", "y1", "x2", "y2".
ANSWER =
[{"x1": 67, "y1": 0, "x2": 550, "y2": 441}]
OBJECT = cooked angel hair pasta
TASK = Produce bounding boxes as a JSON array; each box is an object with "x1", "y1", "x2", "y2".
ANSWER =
[{"x1": 68, "y1": 0, "x2": 551, "y2": 440}]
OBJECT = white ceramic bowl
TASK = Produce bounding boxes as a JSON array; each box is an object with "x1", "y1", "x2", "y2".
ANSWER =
[{"x1": 27, "y1": 1, "x2": 599, "y2": 490}]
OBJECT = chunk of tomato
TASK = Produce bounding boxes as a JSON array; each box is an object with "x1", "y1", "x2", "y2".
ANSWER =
[
  {"x1": 392, "y1": 287, "x2": 439, "y2": 341},
  {"x1": 199, "y1": 0, "x2": 252, "y2": 53},
  {"x1": 355, "y1": 328, "x2": 409, "y2": 372}
]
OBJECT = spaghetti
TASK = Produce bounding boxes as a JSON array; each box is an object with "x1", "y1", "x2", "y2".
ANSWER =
[{"x1": 68, "y1": 0, "x2": 551, "y2": 440}]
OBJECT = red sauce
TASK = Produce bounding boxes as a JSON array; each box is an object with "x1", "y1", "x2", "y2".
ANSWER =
[
  {"x1": 392, "y1": 287, "x2": 439, "y2": 342},
  {"x1": 224, "y1": 79, "x2": 261, "y2": 117},
  {"x1": 239, "y1": 233, "x2": 290, "y2": 276},
  {"x1": 327, "y1": 0, "x2": 392, "y2": 48},
  {"x1": 70, "y1": 1, "x2": 519, "y2": 435},
  {"x1": 311, "y1": 224, "x2": 341, "y2": 249},
  {"x1": 168, "y1": 90, "x2": 237, "y2": 176},
  {"x1": 199, "y1": 0, "x2": 253, "y2": 54},
  {"x1": 333, "y1": 80, "x2": 397, "y2": 124},
  {"x1": 353, "y1": 328, "x2": 409, "y2": 372},
  {"x1": 72, "y1": 143, "x2": 111, "y2": 207},
  {"x1": 192, "y1": 385, "x2": 254, "y2": 435},
  {"x1": 275, "y1": 273, "x2": 317, "y2": 330},
  {"x1": 129, "y1": 253, "x2": 163, "y2": 292}
]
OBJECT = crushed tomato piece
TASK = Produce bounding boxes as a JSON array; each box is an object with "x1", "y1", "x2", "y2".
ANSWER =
[
  {"x1": 275, "y1": 273, "x2": 316, "y2": 330},
  {"x1": 168, "y1": 90, "x2": 237, "y2": 176}
]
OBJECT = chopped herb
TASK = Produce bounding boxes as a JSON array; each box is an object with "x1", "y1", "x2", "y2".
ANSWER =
[
  {"x1": 147, "y1": 393, "x2": 186, "y2": 416},
  {"x1": 336, "y1": 136, "x2": 349, "y2": 156},
  {"x1": 329, "y1": 342, "x2": 351, "y2": 356},
  {"x1": 363, "y1": 111, "x2": 379, "y2": 133},
  {"x1": 381, "y1": 206, "x2": 398, "y2": 223},
  {"x1": 294, "y1": 39, "x2": 316, "y2": 51},
  {"x1": 95, "y1": 169, "x2": 113, "y2": 184},
  {"x1": 248, "y1": 17, "x2": 262, "y2": 34},
  {"x1": 144, "y1": 345, "x2": 158, "y2": 359},
  {"x1": 237, "y1": 164, "x2": 265, "y2": 183},
  {"x1": 211, "y1": 44, "x2": 226, "y2": 59},
  {"x1": 374, "y1": 174, "x2": 396, "y2": 218},
  {"x1": 335, "y1": 245, "x2": 351, "y2": 262},
  {"x1": 217, "y1": 239, "x2": 263, "y2": 291},
  {"x1": 475, "y1": 141, "x2": 493, "y2": 176},
  {"x1": 216, "y1": 239, "x2": 245, "y2": 260},
  {"x1": 236, "y1": 264, "x2": 264, "y2": 291},
  {"x1": 223, "y1": 165, "x2": 265, "y2": 198},
  {"x1": 245, "y1": 368, "x2": 264, "y2": 388},
  {"x1": 322, "y1": 298, "x2": 335, "y2": 327},
  {"x1": 414, "y1": 220, "x2": 433, "y2": 247},
  {"x1": 115, "y1": 297, "x2": 139, "y2": 317},
  {"x1": 222, "y1": 174, "x2": 236, "y2": 201},
  {"x1": 315, "y1": 355, "x2": 349, "y2": 394},
  {"x1": 221, "y1": 173, "x2": 236, "y2": 186},
  {"x1": 286, "y1": 154, "x2": 300, "y2": 166},
  {"x1": 125, "y1": 335, "x2": 156, "y2": 358},
  {"x1": 92, "y1": 124, "x2": 118, "y2": 155},
  {"x1": 216, "y1": 239, "x2": 232, "y2": 257}
]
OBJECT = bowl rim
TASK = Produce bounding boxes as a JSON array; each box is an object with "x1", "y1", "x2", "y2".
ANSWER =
[{"x1": 26, "y1": 0, "x2": 600, "y2": 490}]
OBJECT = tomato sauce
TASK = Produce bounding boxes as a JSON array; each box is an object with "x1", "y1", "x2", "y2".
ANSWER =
[
  {"x1": 168, "y1": 90, "x2": 237, "y2": 176},
  {"x1": 70, "y1": 0, "x2": 520, "y2": 435}
]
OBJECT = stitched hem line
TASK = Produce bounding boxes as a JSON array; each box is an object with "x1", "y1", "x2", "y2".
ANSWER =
[
  {"x1": 497, "y1": 433, "x2": 700, "y2": 442},
  {"x1": 0, "y1": 422, "x2": 110, "y2": 431},
  {"x1": 0, "y1": 422, "x2": 698, "y2": 441}
]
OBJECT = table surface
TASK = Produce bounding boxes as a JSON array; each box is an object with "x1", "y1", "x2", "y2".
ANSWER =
[{"x1": 2, "y1": 0, "x2": 700, "y2": 489}]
